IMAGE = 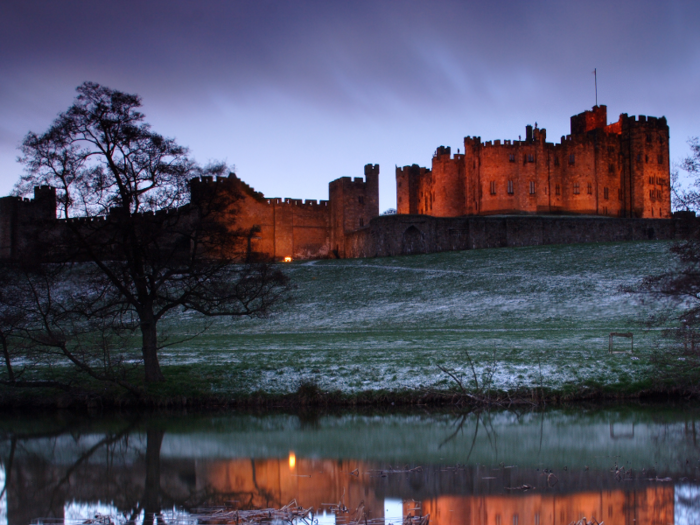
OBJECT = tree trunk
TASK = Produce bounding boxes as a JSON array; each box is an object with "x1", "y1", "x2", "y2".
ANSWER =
[
  {"x1": 141, "y1": 314, "x2": 164, "y2": 383},
  {"x1": 1, "y1": 333, "x2": 15, "y2": 383},
  {"x1": 143, "y1": 428, "x2": 164, "y2": 525}
]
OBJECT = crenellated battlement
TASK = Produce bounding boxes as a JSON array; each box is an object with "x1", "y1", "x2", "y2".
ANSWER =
[{"x1": 264, "y1": 198, "x2": 329, "y2": 209}]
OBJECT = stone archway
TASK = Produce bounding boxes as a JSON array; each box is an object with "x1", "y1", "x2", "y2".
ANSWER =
[{"x1": 401, "y1": 225, "x2": 426, "y2": 255}]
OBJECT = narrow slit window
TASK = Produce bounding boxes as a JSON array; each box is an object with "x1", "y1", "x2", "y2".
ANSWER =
[
  {"x1": 569, "y1": 153, "x2": 575, "y2": 165},
  {"x1": 529, "y1": 181, "x2": 535, "y2": 194},
  {"x1": 604, "y1": 187, "x2": 609, "y2": 200},
  {"x1": 490, "y1": 181, "x2": 496, "y2": 195}
]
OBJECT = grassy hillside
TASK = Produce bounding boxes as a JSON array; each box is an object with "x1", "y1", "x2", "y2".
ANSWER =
[{"x1": 155, "y1": 240, "x2": 680, "y2": 398}]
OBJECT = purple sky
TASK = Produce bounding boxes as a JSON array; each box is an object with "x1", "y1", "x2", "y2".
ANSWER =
[{"x1": 2, "y1": 0, "x2": 699, "y2": 212}]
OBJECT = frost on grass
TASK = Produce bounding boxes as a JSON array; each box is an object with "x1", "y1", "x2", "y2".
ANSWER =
[{"x1": 156, "y1": 241, "x2": 676, "y2": 394}]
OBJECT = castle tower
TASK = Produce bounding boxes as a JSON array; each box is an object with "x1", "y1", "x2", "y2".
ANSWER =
[
  {"x1": 619, "y1": 114, "x2": 670, "y2": 218},
  {"x1": 431, "y1": 146, "x2": 465, "y2": 217},
  {"x1": 329, "y1": 164, "x2": 380, "y2": 258}
]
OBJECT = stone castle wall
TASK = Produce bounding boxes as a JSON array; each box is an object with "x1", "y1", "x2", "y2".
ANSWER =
[{"x1": 346, "y1": 214, "x2": 679, "y2": 259}]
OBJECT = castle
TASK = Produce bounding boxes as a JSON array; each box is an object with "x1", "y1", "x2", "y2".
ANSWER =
[
  {"x1": 397, "y1": 105, "x2": 671, "y2": 219},
  {"x1": 0, "y1": 106, "x2": 676, "y2": 262}
]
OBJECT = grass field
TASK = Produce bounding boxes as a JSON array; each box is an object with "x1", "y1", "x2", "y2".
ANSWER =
[{"x1": 154, "y1": 240, "x2": 682, "y2": 398}]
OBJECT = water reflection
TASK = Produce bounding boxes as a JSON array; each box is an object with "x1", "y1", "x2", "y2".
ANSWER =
[{"x1": 0, "y1": 407, "x2": 699, "y2": 525}]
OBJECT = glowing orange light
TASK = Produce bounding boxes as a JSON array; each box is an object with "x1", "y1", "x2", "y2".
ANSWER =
[
  {"x1": 283, "y1": 256, "x2": 292, "y2": 263},
  {"x1": 288, "y1": 451, "x2": 296, "y2": 469}
]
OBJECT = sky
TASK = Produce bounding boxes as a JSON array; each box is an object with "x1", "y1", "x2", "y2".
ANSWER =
[{"x1": 1, "y1": 0, "x2": 700, "y2": 212}]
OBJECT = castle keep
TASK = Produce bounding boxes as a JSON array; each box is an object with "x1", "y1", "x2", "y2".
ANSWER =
[
  {"x1": 0, "y1": 106, "x2": 676, "y2": 262},
  {"x1": 397, "y1": 106, "x2": 671, "y2": 219}
]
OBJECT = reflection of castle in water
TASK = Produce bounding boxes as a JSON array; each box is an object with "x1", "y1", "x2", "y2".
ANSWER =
[
  {"x1": 201, "y1": 457, "x2": 675, "y2": 525},
  {"x1": 2, "y1": 451, "x2": 679, "y2": 525}
]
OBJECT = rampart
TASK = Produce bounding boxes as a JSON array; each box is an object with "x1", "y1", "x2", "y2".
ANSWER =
[{"x1": 345, "y1": 213, "x2": 682, "y2": 258}]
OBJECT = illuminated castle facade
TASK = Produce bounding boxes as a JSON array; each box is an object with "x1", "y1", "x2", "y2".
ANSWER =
[{"x1": 396, "y1": 106, "x2": 671, "y2": 219}]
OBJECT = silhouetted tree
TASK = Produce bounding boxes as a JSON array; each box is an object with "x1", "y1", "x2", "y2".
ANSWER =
[{"x1": 15, "y1": 82, "x2": 289, "y2": 384}]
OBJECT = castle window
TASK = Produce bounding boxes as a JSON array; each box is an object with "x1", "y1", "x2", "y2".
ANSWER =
[
  {"x1": 555, "y1": 184, "x2": 561, "y2": 196},
  {"x1": 509, "y1": 154, "x2": 515, "y2": 163},
  {"x1": 359, "y1": 218, "x2": 364, "y2": 227},
  {"x1": 507, "y1": 180, "x2": 514, "y2": 194},
  {"x1": 554, "y1": 157, "x2": 560, "y2": 166},
  {"x1": 604, "y1": 187, "x2": 609, "y2": 200},
  {"x1": 646, "y1": 133, "x2": 652, "y2": 143},
  {"x1": 358, "y1": 196, "x2": 364, "y2": 204},
  {"x1": 528, "y1": 154, "x2": 535, "y2": 163},
  {"x1": 658, "y1": 154, "x2": 663, "y2": 164},
  {"x1": 637, "y1": 154, "x2": 642, "y2": 162},
  {"x1": 529, "y1": 181, "x2": 535, "y2": 194},
  {"x1": 573, "y1": 183, "x2": 580, "y2": 195},
  {"x1": 523, "y1": 155, "x2": 527, "y2": 165},
  {"x1": 649, "y1": 189, "x2": 654, "y2": 200},
  {"x1": 490, "y1": 181, "x2": 496, "y2": 195},
  {"x1": 645, "y1": 155, "x2": 649, "y2": 163},
  {"x1": 569, "y1": 154, "x2": 575, "y2": 165},
  {"x1": 608, "y1": 164, "x2": 614, "y2": 174},
  {"x1": 587, "y1": 183, "x2": 593, "y2": 194}
]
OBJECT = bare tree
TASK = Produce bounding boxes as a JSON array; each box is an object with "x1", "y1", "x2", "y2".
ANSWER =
[
  {"x1": 671, "y1": 137, "x2": 700, "y2": 211},
  {"x1": 15, "y1": 82, "x2": 289, "y2": 384}
]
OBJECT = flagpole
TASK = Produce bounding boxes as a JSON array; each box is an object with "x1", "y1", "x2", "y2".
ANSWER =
[{"x1": 594, "y1": 68, "x2": 598, "y2": 106}]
